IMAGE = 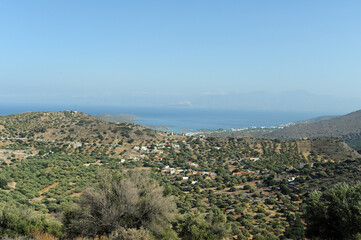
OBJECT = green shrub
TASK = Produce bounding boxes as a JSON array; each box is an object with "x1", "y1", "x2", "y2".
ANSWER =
[{"x1": 0, "y1": 201, "x2": 63, "y2": 238}]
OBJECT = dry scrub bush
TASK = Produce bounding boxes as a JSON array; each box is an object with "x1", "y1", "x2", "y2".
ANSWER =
[
  {"x1": 109, "y1": 227, "x2": 153, "y2": 240},
  {"x1": 63, "y1": 171, "x2": 176, "y2": 238}
]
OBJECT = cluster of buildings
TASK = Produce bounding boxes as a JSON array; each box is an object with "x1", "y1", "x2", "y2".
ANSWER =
[{"x1": 160, "y1": 162, "x2": 217, "y2": 181}]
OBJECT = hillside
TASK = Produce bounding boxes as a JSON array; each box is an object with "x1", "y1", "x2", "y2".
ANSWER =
[
  {"x1": 193, "y1": 110, "x2": 361, "y2": 153},
  {"x1": 0, "y1": 111, "x2": 182, "y2": 159},
  {"x1": 1, "y1": 111, "x2": 358, "y2": 163},
  {"x1": 94, "y1": 113, "x2": 140, "y2": 123},
  {"x1": 262, "y1": 110, "x2": 361, "y2": 139},
  {"x1": 306, "y1": 138, "x2": 361, "y2": 160},
  {"x1": 291, "y1": 115, "x2": 339, "y2": 125},
  {"x1": 241, "y1": 137, "x2": 360, "y2": 162},
  {"x1": 1, "y1": 111, "x2": 361, "y2": 239},
  {"x1": 258, "y1": 110, "x2": 361, "y2": 152},
  {"x1": 0, "y1": 111, "x2": 151, "y2": 142}
]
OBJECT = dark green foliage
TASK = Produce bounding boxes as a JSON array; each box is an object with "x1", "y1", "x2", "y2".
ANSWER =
[
  {"x1": 0, "y1": 175, "x2": 9, "y2": 189},
  {"x1": 284, "y1": 216, "x2": 304, "y2": 240},
  {"x1": 344, "y1": 134, "x2": 361, "y2": 153},
  {"x1": 176, "y1": 208, "x2": 231, "y2": 240},
  {"x1": 304, "y1": 182, "x2": 361, "y2": 240}
]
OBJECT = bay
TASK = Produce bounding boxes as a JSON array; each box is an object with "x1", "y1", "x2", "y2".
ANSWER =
[{"x1": 0, "y1": 104, "x2": 324, "y2": 133}]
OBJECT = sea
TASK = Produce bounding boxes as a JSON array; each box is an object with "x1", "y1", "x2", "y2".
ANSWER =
[{"x1": 0, "y1": 104, "x2": 325, "y2": 133}]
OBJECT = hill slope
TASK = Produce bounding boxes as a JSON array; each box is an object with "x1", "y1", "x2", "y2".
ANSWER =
[
  {"x1": 291, "y1": 115, "x2": 339, "y2": 125},
  {"x1": 1, "y1": 111, "x2": 361, "y2": 239},
  {"x1": 94, "y1": 113, "x2": 140, "y2": 123},
  {"x1": 0, "y1": 111, "x2": 182, "y2": 157},
  {"x1": 0, "y1": 111, "x2": 165, "y2": 141},
  {"x1": 263, "y1": 109, "x2": 361, "y2": 138}
]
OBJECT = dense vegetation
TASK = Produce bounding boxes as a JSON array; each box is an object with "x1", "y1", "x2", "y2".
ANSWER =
[
  {"x1": 0, "y1": 111, "x2": 361, "y2": 239},
  {"x1": 305, "y1": 182, "x2": 361, "y2": 240}
]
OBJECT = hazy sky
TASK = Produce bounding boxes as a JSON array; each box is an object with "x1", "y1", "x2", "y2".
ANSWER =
[{"x1": 1, "y1": 1, "x2": 361, "y2": 110}]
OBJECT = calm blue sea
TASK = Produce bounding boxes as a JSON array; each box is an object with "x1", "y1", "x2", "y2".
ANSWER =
[{"x1": 0, "y1": 104, "x2": 323, "y2": 132}]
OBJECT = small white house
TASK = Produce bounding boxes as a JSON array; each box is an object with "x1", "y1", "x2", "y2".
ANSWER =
[{"x1": 288, "y1": 176, "x2": 297, "y2": 182}]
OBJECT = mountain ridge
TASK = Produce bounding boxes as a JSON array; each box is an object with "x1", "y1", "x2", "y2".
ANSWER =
[{"x1": 263, "y1": 109, "x2": 361, "y2": 139}]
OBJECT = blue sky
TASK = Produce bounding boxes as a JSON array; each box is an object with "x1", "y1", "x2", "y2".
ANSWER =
[{"x1": 1, "y1": 1, "x2": 361, "y2": 112}]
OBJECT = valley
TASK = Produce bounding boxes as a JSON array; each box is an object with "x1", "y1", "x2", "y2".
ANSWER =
[{"x1": 0, "y1": 111, "x2": 361, "y2": 239}]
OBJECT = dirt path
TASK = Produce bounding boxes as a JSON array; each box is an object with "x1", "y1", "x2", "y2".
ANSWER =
[
  {"x1": 39, "y1": 182, "x2": 59, "y2": 195},
  {"x1": 70, "y1": 190, "x2": 85, "y2": 197},
  {"x1": 124, "y1": 167, "x2": 153, "y2": 172},
  {"x1": 7, "y1": 182, "x2": 17, "y2": 189}
]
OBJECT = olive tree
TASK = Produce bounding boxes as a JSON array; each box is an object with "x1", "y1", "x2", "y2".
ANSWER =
[{"x1": 304, "y1": 182, "x2": 361, "y2": 240}]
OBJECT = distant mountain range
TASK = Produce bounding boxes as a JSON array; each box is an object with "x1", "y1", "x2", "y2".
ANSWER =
[{"x1": 159, "y1": 90, "x2": 361, "y2": 113}]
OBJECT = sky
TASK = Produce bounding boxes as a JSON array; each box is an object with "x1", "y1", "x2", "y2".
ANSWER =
[{"x1": 1, "y1": 1, "x2": 361, "y2": 112}]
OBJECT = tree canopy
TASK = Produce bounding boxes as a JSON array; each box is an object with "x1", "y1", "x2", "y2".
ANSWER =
[{"x1": 304, "y1": 182, "x2": 361, "y2": 240}]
